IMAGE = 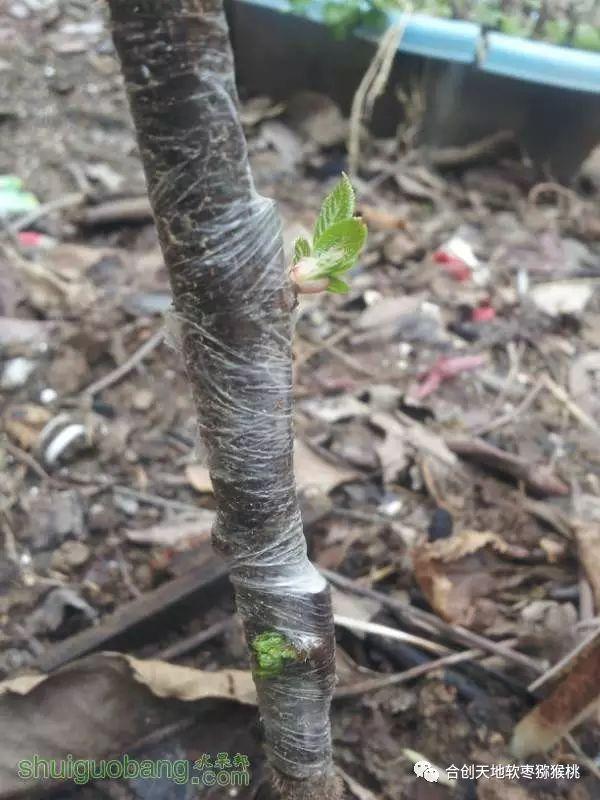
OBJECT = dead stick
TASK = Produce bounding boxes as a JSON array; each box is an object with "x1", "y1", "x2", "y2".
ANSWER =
[
  {"x1": 322, "y1": 568, "x2": 544, "y2": 674},
  {"x1": 81, "y1": 328, "x2": 163, "y2": 397}
]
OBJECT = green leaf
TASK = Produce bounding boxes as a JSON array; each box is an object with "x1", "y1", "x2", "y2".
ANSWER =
[
  {"x1": 327, "y1": 277, "x2": 350, "y2": 294},
  {"x1": 499, "y1": 14, "x2": 530, "y2": 38},
  {"x1": 573, "y1": 23, "x2": 600, "y2": 52},
  {"x1": 292, "y1": 236, "x2": 312, "y2": 265},
  {"x1": 322, "y1": 1, "x2": 362, "y2": 38},
  {"x1": 314, "y1": 217, "x2": 367, "y2": 275},
  {"x1": 543, "y1": 19, "x2": 569, "y2": 45},
  {"x1": 314, "y1": 173, "x2": 355, "y2": 241}
]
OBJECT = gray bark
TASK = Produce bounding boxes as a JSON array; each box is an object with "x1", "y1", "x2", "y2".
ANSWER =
[{"x1": 106, "y1": 2, "x2": 339, "y2": 797}]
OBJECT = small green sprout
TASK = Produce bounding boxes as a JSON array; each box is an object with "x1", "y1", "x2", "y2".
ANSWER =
[
  {"x1": 291, "y1": 173, "x2": 367, "y2": 294},
  {"x1": 251, "y1": 631, "x2": 302, "y2": 678}
]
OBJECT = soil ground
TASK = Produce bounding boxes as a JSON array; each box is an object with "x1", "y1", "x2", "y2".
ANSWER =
[{"x1": 1, "y1": 2, "x2": 600, "y2": 800}]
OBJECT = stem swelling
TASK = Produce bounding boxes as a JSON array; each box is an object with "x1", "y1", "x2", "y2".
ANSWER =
[{"x1": 106, "y1": 1, "x2": 338, "y2": 796}]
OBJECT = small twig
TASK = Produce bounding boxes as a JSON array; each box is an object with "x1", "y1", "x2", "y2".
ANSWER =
[
  {"x1": 295, "y1": 326, "x2": 351, "y2": 368},
  {"x1": 476, "y1": 372, "x2": 598, "y2": 439},
  {"x1": 1, "y1": 241, "x2": 73, "y2": 297},
  {"x1": 579, "y1": 576, "x2": 595, "y2": 623},
  {"x1": 542, "y1": 374, "x2": 598, "y2": 433},
  {"x1": 493, "y1": 341, "x2": 525, "y2": 407},
  {"x1": 112, "y1": 485, "x2": 200, "y2": 514},
  {"x1": 115, "y1": 544, "x2": 142, "y2": 599},
  {"x1": 330, "y1": 507, "x2": 393, "y2": 526},
  {"x1": 4, "y1": 440, "x2": 66, "y2": 487},
  {"x1": 446, "y1": 435, "x2": 569, "y2": 496},
  {"x1": 348, "y1": 19, "x2": 409, "y2": 175},
  {"x1": 528, "y1": 627, "x2": 600, "y2": 693},
  {"x1": 336, "y1": 767, "x2": 378, "y2": 800},
  {"x1": 74, "y1": 195, "x2": 153, "y2": 227},
  {"x1": 335, "y1": 647, "x2": 481, "y2": 698},
  {"x1": 532, "y1": 0, "x2": 549, "y2": 36},
  {"x1": 1, "y1": 515, "x2": 19, "y2": 563},
  {"x1": 513, "y1": 631, "x2": 600, "y2": 759},
  {"x1": 427, "y1": 130, "x2": 516, "y2": 169},
  {"x1": 6, "y1": 192, "x2": 84, "y2": 234},
  {"x1": 565, "y1": 734, "x2": 600, "y2": 782},
  {"x1": 473, "y1": 378, "x2": 544, "y2": 436},
  {"x1": 81, "y1": 328, "x2": 164, "y2": 397},
  {"x1": 334, "y1": 614, "x2": 451, "y2": 656},
  {"x1": 326, "y1": 345, "x2": 380, "y2": 379},
  {"x1": 156, "y1": 617, "x2": 235, "y2": 660},
  {"x1": 419, "y1": 455, "x2": 447, "y2": 508},
  {"x1": 522, "y1": 497, "x2": 573, "y2": 539},
  {"x1": 577, "y1": 617, "x2": 600, "y2": 631},
  {"x1": 323, "y1": 568, "x2": 544, "y2": 674},
  {"x1": 528, "y1": 182, "x2": 580, "y2": 218}
]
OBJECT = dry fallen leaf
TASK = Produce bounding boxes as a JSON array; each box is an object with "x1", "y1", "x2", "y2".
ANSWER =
[
  {"x1": 4, "y1": 403, "x2": 52, "y2": 450},
  {"x1": 356, "y1": 295, "x2": 423, "y2": 331},
  {"x1": 294, "y1": 438, "x2": 357, "y2": 494},
  {"x1": 372, "y1": 413, "x2": 457, "y2": 468},
  {"x1": 359, "y1": 204, "x2": 408, "y2": 232},
  {"x1": 413, "y1": 530, "x2": 528, "y2": 629},
  {"x1": 185, "y1": 463, "x2": 214, "y2": 493},
  {"x1": 125, "y1": 655, "x2": 256, "y2": 703},
  {"x1": 0, "y1": 653, "x2": 256, "y2": 798},
  {"x1": 375, "y1": 429, "x2": 408, "y2": 485},
  {"x1": 126, "y1": 511, "x2": 215, "y2": 549},
  {"x1": 286, "y1": 91, "x2": 347, "y2": 148}
]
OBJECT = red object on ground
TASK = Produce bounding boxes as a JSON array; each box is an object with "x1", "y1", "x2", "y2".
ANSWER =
[
  {"x1": 414, "y1": 354, "x2": 487, "y2": 400},
  {"x1": 17, "y1": 230, "x2": 45, "y2": 247},
  {"x1": 433, "y1": 251, "x2": 471, "y2": 282},
  {"x1": 472, "y1": 304, "x2": 496, "y2": 322}
]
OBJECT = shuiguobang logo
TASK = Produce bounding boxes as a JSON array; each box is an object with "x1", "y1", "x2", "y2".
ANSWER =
[
  {"x1": 17, "y1": 753, "x2": 251, "y2": 787},
  {"x1": 18, "y1": 756, "x2": 191, "y2": 785}
]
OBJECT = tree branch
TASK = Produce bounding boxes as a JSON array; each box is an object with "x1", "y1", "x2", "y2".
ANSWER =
[{"x1": 106, "y1": 1, "x2": 339, "y2": 796}]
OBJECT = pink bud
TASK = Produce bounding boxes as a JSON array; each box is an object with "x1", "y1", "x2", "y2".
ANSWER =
[{"x1": 290, "y1": 257, "x2": 329, "y2": 294}]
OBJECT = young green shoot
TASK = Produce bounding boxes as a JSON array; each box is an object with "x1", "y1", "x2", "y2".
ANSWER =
[
  {"x1": 290, "y1": 173, "x2": 367, "y2": 295},
  {"x1": 251, "y1": 631, "x2": 303, "y2": 679}
]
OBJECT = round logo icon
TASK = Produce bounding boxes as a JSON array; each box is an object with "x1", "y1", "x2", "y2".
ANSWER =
[{"x1": 414, "y1": 760, "x2": 440, "y2": 783}]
